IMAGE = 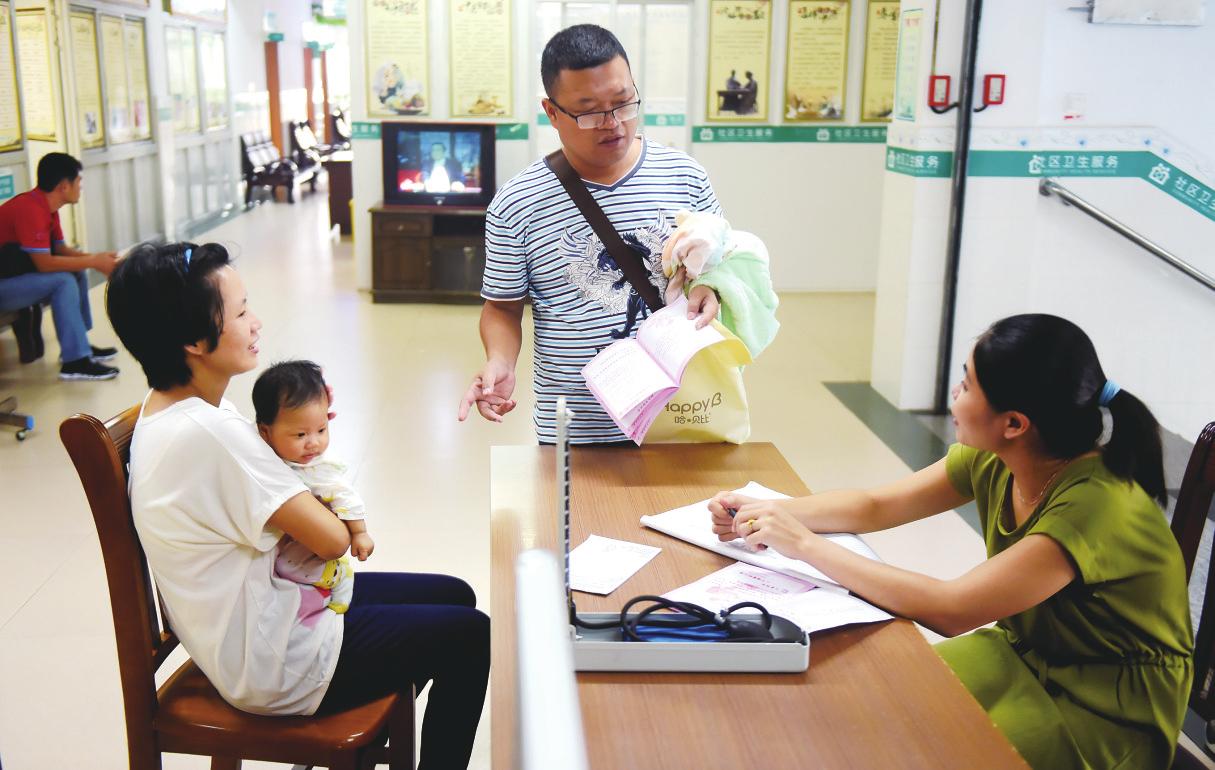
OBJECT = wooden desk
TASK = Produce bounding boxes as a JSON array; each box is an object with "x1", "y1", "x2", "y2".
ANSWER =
[{"x1": 491, "y1": 443, "x2": 1027, "y2": 769}]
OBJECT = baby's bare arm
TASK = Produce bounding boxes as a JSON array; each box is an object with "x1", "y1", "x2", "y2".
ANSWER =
[{"x1": 346, "y1": 519, "x2": 374, "y2": 560}]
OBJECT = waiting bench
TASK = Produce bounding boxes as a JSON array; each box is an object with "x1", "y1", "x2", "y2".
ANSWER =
[{"x1": 239, "y1": 131, "x2": 317, "y2": 205}]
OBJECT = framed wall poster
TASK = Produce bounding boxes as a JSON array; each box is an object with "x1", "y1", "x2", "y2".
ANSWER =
[
  {"x1": 366, "y1": 0, "x2": 429, "y2": 117},
  {"x1": 706, "y1": 0, "x2": 771, "y2": 122},
  {"x1": 198, "y1": 30, "x2": 227, "y2": 129},
  {"x1": 0, "y1": 2, "x2": 22, "y2": 152},
  {"x1": 892, "y1": 8, "x2": 922, "y2": 121},
  {"x1": 100, "y1": 15, "x2": 131, "y2": 143},
  {"x1": 860, "y1": 0, "x2": 899, "y2": 122},
  {"x1": 15, "y1": 9, "x2": 56, "y2": 141},
  {"x1": 784, "y1": 0, "x2": 849, "y2": 122},
  {"x1": 166, "y1": 0, "x2": 226, "y2": 25},
  {"x1": 69, "y1": 12, "x2": 105, "y2": 148},
  {"x1": 449, "y1": 0, "x2": 512, "y2": 118},
  {"x1": 125, "y1": 20, "x2": 151, "y2": 139},
  {"x1": 164, "y1": 26, "x2": 200, "y2": 133}
]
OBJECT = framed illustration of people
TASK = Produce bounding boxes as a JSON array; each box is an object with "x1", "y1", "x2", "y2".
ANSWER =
[
  {"x1": 702, "y1": 0, "x2": 896, "y2": 124},
  {"x1": 356, "y1": 0, "x2": 897, "y2": 126}
]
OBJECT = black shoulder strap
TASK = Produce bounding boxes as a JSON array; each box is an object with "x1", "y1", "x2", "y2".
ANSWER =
[{"x1": 546, "y1": 149, "x2": 664, "y2": 311}]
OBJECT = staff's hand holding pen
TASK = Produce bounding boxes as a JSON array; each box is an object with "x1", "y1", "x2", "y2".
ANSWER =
[
  {"x1": 708, "y1": 492, "x2": 763, "y2": 545},
  {"x1": 709, "y1": 492, "x2": 816, "y2": 558}
]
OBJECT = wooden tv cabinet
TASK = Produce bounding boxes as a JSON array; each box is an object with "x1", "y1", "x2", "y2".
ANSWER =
[{"x1": 369, "y1": 203, "x2": 487, "y2": 303}]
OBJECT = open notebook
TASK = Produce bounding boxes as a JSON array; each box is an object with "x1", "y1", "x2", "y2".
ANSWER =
[
  {"x1": 581, "y1": 295, "x2": 750, "y2": 443},
  {"x1": 640, "y1": 481, "x2": 882, "y2": 593}
]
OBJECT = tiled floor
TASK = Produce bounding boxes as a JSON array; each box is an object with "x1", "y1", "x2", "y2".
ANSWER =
[{"x1": 0, "y1": 192, "x2": 1000, "y2": 769}]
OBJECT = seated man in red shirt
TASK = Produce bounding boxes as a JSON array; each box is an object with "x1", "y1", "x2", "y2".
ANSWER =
[{"x1": 0, "y1": 152, "x2": 120, "y2": 380}]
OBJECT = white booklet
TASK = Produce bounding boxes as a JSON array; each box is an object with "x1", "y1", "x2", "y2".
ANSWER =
[
  {"x1": 569, "y1": 535, "x2": 662, "y2": 595},
  {"x1": 663, "y1": 561, "x2": 894, "y2": 634},
  {"x1": 640, "y1": 481, "x2": 882, "y2": 593},
  {"x1": 581, "y1": 295, "x2": 750, "y2": 443}
]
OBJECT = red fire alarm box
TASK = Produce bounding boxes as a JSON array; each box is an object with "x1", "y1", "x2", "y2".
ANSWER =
[
  {"x1": 929, "y1": 75, "x2": 951, "y2": 107},
  {"x1": 983, "y1": 74, "x2": 1006, "y2": 105}
]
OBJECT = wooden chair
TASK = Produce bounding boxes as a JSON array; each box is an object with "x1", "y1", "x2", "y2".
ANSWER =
[
  {"x1": 61, "y1": 408, "x2": 414, "y2": 770},
  {"x1": 1168, "y1": 422, "x2": 1215, "y2": 768}
]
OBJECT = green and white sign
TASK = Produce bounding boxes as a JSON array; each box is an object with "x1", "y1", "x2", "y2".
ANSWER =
[
  {"x1": 1141, "y1": 156, "x2": 1215, "y2": 223},
  {"x1": 0, "y1": 168, "x2": 14, "y2": 202},
  {"x1": 534, "y1": 113, "x2": 696, "y2": 129},
  {"x1": 885, "y1": 146, "x2": 1215, "y2": 224},
  {"x1": 645, "y1": 114, "x2": 686, "y2": 127},
  {"x1": 885, "y1": 147, "x2": 949, "y2": 176},
  {"x1": 353, "y1": 120, "x2": 528, "y2": 142},
  {"x1": 969, "y1": 150, "x2": 1141, "y2": 178},
  {"x1": 495, "y1": 122, "x2": 528, "y2": 140},
  {"x1": 694, "y1": 125, "x2": 887, "y2": 143},
  {"x1": 351, "y1": 121, "x2": 381, "y2": 140}
]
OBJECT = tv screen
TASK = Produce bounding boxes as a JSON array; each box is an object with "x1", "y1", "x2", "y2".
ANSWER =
[{"x1": 381, "y1": 122, "x2": 496, "y2": 207}]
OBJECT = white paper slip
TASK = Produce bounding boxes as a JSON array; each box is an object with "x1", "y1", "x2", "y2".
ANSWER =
[
  {"x1": 639, "y1": 481, "x2": 882, "y2": 593},
  {"x1": 569, "y1": 535, "x2": 662, "y2": 595},
  {"x1": 663, "y1": 562, "x2": 894, "y2": 635}
]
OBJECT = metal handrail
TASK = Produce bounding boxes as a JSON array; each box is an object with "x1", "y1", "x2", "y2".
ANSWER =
[{"x1": 1039, "y1": 177, "x2": 1215, "y2": 293}]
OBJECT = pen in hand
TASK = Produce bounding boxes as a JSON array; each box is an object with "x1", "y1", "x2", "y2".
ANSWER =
[{"x1": 726, "y1": 505, "x2": 765, "y2": 549}]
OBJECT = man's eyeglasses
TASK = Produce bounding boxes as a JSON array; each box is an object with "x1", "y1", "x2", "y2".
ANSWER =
[{"x1": 549, "y1": 95, "x2": 642, "y2": 130}]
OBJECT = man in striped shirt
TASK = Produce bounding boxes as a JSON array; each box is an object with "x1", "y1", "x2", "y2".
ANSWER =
[{"x1": 457, "y1": 24, "x2": 722, "y2": 444}]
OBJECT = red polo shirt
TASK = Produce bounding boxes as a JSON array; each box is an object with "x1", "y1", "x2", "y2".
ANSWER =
[{"x1": 0, "y1": 188, "x2": 65, "y2": 254}]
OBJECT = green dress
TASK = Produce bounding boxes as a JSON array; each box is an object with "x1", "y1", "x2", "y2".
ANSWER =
[{"x1": 936, "y1": 444, "x2": 1193, "y2": 769}]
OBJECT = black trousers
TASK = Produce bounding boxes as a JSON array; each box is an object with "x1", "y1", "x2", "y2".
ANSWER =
[{"x1": 318, "y1": 572, "x2": 490, "y2": 770}]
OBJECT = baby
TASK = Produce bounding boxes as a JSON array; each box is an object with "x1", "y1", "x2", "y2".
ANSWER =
[{"x1": 252, "y1": 360, "x2": 373, "y2": 618}]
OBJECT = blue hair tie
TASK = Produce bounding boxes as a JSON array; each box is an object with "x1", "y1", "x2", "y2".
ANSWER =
[
  {"x1": 183, "y1": 247, "x2": 193, "y2": 269},
  {"x1": 1098, "y1": 380, "x2": 1120, "y2": 407}
]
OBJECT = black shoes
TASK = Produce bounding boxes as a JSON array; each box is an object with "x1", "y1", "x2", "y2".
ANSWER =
[
  {"x1": 90, "y1": 344, "x2": 119, "y2": 362},
  {"x1": 59, "y1": 356, "x2": 119, "y2": 381},
  {"x1": 10, "y1": 305, "x2": 118, "y2": 376},
  {"x1": 13, "y1": 305, "x2": 45, "y2": 364}
]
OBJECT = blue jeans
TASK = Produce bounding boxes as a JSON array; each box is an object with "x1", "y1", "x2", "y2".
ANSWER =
[
  {"x1": 318, "y1": 572, "x2": 490, "y2": 770},
  {"x1": 0, "y1": 270, "x2": 92, "y2": 362}
]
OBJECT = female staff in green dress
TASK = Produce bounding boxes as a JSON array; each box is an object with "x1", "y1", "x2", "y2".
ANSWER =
[{"x1": 710, "y1": 314, "x2": 1193, "y2": 769}]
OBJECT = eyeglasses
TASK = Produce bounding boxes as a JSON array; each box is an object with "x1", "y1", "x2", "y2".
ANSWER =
[{"x1": 549, "y1": 94, "x2": 642, "y2": 129}]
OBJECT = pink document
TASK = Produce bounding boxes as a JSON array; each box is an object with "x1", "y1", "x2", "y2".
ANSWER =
[{"x1": 581, "y1": 296, "x2": 732, "y2": 443}]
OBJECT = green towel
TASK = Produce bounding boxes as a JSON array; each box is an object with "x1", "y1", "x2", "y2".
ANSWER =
[{"x1": 689, "y1": 231, "x2": 780, "y2": 358}]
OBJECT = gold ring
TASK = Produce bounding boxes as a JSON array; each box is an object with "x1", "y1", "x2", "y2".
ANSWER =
[{"x1": 745, "y1": 518, "x2": 758, "y2": 533}]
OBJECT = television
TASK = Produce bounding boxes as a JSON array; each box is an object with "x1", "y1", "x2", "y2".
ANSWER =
[{"x1": 381, "y1": 121, "x2": 496, "y2": 208}]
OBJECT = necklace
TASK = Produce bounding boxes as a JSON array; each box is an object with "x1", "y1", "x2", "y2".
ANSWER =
[{"x1": 1015, "y1": 462, "x2": 1068, "y2": 508}]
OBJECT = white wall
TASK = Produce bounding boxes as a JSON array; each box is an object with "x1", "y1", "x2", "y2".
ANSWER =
[
  {"x1": 871, "y1": 0, "x2": 1215, "y2": 440},
  {"x1": 695, "y1": 142, "x2": 886, "y2": 290}
]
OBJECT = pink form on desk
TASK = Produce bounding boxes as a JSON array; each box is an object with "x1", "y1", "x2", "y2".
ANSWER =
[
  {"x1": 663, "y1": 561, "x2": 894, "y2": 634},
  {"x1": 581, "y1": 295, "x2": 727, "y2": 442}
]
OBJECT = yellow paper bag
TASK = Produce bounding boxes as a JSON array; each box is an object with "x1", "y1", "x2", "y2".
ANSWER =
[{"x1": 644, "y1": 321, "x2": 752, "y2": 444}]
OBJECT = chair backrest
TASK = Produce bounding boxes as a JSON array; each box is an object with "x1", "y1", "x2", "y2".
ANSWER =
[
  {"x1": 292, "y1": 121, "x2": 319, "y2": 152},
  {"x1": 1169, "y1": 422, "x2": 1215, "y2": 720},
  {"x1": 61, "y1": 408, "x2": 177, "y2": 767},
  {"x1": 1172, "y1": 422, "x2": 1215, "y2": 581},
  {"x1": 240, "y1": 131, "x2": 284, "y2": 174},
  {"x1": 331, "y1": 109, "x2": 351, "y2": 142}
]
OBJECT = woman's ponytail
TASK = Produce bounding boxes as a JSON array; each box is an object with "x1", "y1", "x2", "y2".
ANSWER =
[
  {"x1": 974, "y1": 314, "x2": 1168, "y2": 508},
  {"x1": 1103, "y1": 389, "x2": 1167, "y2": 507}
]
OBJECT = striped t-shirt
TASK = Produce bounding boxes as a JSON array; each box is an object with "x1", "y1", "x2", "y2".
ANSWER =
[{"x1": 481, "y1": 138, "x2": 722, "y2": 444}]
